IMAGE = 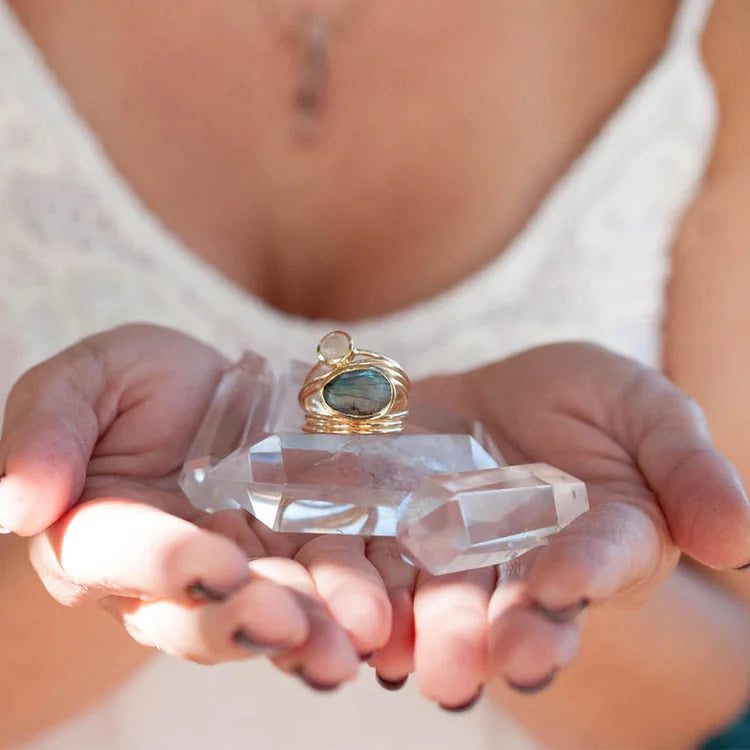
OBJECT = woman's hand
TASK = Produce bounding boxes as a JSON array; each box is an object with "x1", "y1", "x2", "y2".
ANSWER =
[
  {"x1": 365, "y1": 343, "x2": 750, "y2": 707},
  {"x1": 0, "y1": 325, "x2": 382, "y2": 689},
  {"x1": 2, "y1": 327, "x2": 748, "y2": 708}
]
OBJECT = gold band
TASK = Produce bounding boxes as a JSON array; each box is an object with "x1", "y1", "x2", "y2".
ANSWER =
[{"x1": 298, "y1": 331, "x2": 410, "y2": 434}]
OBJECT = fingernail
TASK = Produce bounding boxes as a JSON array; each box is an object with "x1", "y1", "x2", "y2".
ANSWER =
[
  {"x1": 439, "y1": 687, "x2": 483, "y2": 713},
  {"x1": 296, "y1": 668, "x2": 340, "y2": 693},
  {"x1": 376, "y1": 673, "x2": 408, "y2": 691},
  {"x1": 535, "y1": 598, "x2": 590, "y2": 623},
  {"x1": 507, "y1": 668, "x2": 559, "y2": 695},
  {"x1": 187, "y1": 581, "x2": 229, "y2": 602},
  {"x1": 232, "y1": 630, "x2": 285, "y2": 657}
]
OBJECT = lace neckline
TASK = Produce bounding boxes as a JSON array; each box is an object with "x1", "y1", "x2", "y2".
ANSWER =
[{"x1": 0, "y1": 0, "x2": 711, "y2": 339}]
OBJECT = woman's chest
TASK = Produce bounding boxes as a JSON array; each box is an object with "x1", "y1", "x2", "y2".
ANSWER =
[{"x1": 9, "y1": 0, "x2": 677, "y2": 319}]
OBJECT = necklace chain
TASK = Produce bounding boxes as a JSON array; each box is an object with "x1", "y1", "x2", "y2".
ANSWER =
[
  {"x1": 253, "y1": 1, "x2": 373, "y2": 142},
  {"x1": 255, "y1": 0, "x2": 372, "y2": 42}
]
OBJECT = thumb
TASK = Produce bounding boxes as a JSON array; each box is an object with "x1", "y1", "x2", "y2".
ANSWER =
[
  {"x1": 0, "y1": 340, "x2": 102, "y2": 535},
  {"x1": 629, "y1": 371, "x2": 750, "y2": 569},
  {"x1": 0, "y1": 324, "x2": 225, "y2": 536}
]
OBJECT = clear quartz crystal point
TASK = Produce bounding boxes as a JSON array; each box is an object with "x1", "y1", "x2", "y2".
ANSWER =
[
  {"x1": 245, "y1": 433, "x2": 498, "y2": 535},
  {"x1": 179, "y1": 351, "x2": 273, "y2": 511},
  {"x1": 397, "y1": 464, "x2": 589, "y2": 575},
  {"x1": 180, "y1": 354, "x2": 502, "y2": 534}
]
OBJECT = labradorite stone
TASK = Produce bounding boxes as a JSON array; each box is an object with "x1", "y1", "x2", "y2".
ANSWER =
[{"x1": 323, "y1": 368, "x2": 392, "y2": 417}]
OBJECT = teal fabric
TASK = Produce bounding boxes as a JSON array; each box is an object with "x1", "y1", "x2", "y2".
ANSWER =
[{"x1": 702, "y1": 711, "x2": 750, "y2": 750}]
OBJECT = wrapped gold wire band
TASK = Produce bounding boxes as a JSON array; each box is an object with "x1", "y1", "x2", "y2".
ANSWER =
[{"x1": 298, "y1": 331, "x2": 410, "y2": 434}]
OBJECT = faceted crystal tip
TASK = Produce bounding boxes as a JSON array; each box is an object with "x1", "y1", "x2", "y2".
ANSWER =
[
  {"x1": 397, "y1": 463, "x2": 589, "y2": 576},
  {"x1": 179, "y1": 350, "x2": 274, "y2": 510}
]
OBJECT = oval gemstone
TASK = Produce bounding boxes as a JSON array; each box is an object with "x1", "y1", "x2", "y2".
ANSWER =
[
  {"x1": 318, "y1": 331, "x2": 352, "y2": 362},
  {"x1": 323, "y1": 368, "x2": 392, "y2": 417}
]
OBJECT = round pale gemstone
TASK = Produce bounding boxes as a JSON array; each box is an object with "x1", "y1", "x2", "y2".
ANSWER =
[
  {"x1": 318, "y1": 331, "x2": 352, "y2": 362},
  {"x1": 323, "y1": 368, "x2": 392, "y2": 417}
]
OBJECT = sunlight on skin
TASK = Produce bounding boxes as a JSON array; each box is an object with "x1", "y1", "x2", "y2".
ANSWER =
[{"x1": 2, "y1": 326, "x2": 750, "y2": 708}]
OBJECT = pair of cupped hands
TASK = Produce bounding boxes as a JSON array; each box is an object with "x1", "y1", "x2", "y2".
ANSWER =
[{"x1": 1, "y1": 324, "x2": 748, "y2": 711}]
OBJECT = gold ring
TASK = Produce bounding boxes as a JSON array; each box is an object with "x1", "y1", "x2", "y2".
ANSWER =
[{"x1": 298, "y1": 331, "x2": 410, "y2": 434}]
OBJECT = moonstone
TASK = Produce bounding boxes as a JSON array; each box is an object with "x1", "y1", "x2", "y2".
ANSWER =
[
  {"x1": 323, "y1": 368, "x2": 392, "y2": 417},
  {"x1": 318, "y1": 331, "x2": 351, "y2": 361}
]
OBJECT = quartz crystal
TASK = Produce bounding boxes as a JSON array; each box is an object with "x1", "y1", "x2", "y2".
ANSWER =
[
  {"x1": 397, "y1": 464, "x2": 589, "y2": 575},
  {"x1": 179, "y1": 351, "x2": 273, "y2": 509},
  {"x1": 228, "y1": 432, "x2": 498, "y2": 534},
  {"x1": 180, "y1": 352, "x2": 589, "y2": 573},
  {"x1": 180, "y1": 353, "x2": 501, "y2": 534}
]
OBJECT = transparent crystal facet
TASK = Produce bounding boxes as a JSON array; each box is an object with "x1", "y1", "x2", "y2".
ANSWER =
[
  {"x1": 266, "y1": 359, "x2": 507, "y2": 460},
  {"x1": 199, "y1": 432, "x2": 498, "y2": 535},
  {"x1": 180, "y1": 353, "x2": 502, "y2": 534},
  {"x1": 179, "y1": 351, "x2": 273, "y2": 510},
  {"x1": 180, "y1": 354, "x2": 588, "y2": 567},
  {"x1": 265, "y1": 360, "x2": 310, "y2": 434},
  {"x1": 397, "y1": 464, "x2": 589, "y2": 575}
]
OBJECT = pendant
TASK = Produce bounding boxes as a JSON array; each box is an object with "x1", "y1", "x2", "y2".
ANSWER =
[{"x1": 293, "y1": 10, "x2": 331, "y2": 143}]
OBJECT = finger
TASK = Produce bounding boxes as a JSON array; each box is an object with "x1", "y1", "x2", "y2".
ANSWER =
[
  {"x1": 105, "y1": 577, "x2": 310, "y2": 665},
  {"x1": 413, "y1": 568, "x2": 495, "y2": 708},
  {"x1": 489, "y1": 604, "x2": 581, "y2": 691},
  {"x1": 295, "y1": 536, "x2": 392, "y2": 656},
  {"x1": 367, "y1": 538, "x2": 417, "y2": 683},
  {"x1": 524, "y1": 487, "x2": 677, "y2": 612},
  {"x1": 29, "y1": 498, "x2": 251, "y2": 606},
  {"x1": 630, "y1": 377, "x2": 750, "y2": 569},
  {"x1": 0, "y1": 346, "x2": 102, "y2": 535},
  {"x1": 248, "y1": 557, "x2": 361, "y2": 688},
  {"x1": 194, "y1": 510, "x2": 266, "y2": 558}
]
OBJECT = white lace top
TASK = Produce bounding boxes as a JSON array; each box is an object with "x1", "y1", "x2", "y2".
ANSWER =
[{"x1": 0, "y1": 0, "x2": 716, "y2": 748}]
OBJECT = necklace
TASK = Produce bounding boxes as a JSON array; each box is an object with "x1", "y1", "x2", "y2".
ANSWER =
[{"x1": 254, "y1": 0, "x2": 373, "y2": 142}]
